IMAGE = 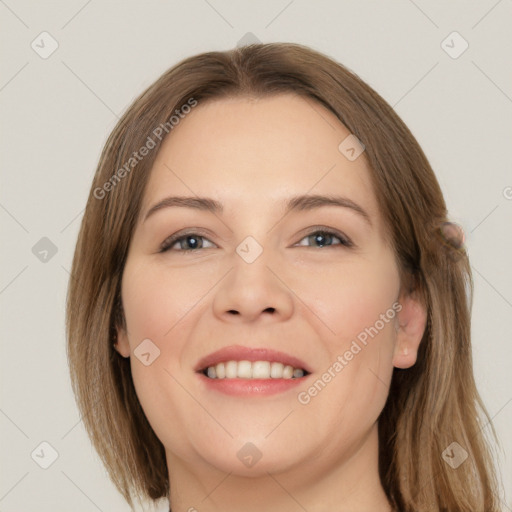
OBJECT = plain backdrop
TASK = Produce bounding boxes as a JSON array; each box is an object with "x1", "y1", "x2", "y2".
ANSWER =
[{"x1": 1, "y1": 0, "x2": 511, "y2": 510}]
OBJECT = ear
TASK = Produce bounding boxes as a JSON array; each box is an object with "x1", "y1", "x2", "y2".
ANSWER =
[
  {"x1": 112, "y1": 293, "x2": 130, "y2": 358},
  {"x1": 114, "y1": 326, "x2": 131, "y2": 358},
  {"x1": 392, "y1": 289, "x2": 427, "y2": 369}
]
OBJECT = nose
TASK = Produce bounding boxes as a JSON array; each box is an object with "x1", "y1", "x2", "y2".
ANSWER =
[{"x1": 212, "y1": 245, "x2": 295, "y2": 324}]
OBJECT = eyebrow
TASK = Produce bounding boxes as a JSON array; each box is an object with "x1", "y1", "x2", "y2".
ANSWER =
[{"x1": 143, "y1": 194, "x2": 372, "y2": 227}]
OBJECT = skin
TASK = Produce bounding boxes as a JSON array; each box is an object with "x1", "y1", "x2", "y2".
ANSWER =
[{"x1": 115, "y1": 94, "x2": 427, "y2": 512}]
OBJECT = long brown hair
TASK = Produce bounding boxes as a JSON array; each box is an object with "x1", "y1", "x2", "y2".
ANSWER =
[{"x1": 65, "y1": 42, "x2": 502, "y2": 511}]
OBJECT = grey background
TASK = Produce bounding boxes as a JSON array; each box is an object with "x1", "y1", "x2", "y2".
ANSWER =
[{"x1": 1, "y1": 0, "x2": 511, "y2": 510}]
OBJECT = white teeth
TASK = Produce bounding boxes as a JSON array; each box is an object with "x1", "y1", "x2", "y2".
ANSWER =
[
  {"x1": 270, "y1": 362, "x2": 284, "y2": 378},
  {"x1": 237, "y1": 360, "x2": 252, "y2": 378},
  {"x1": 282, "y1": 365, "x2": 293, "y2": 379},
  {"x1": 225, "y1": 360, "x2": 238, "y2": 378},
  {"x1": 203, "y1": 360, "x2": 307, "y2": 379},
  {"x1": 216, "y1": 362, "x2": 226, "y2": 379},
  {"x1": 252, "y1": 361, "x2": 270, "y2": 378}
]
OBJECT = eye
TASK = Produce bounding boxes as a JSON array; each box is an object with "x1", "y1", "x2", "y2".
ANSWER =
[
  {"x1": 159, "y1": 227, "x2": 353, "y2": 253},
  {"x1": 160, "y1": 232, "x2": 216, "y2": 252},
  {"x1": 295, "y1": 228, "x2": 353, "y2": 249}
]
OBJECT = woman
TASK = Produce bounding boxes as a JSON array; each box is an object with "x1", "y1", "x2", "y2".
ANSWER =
[{"x1": 66, "y1": 42, "x2": 502, "y2": 511}]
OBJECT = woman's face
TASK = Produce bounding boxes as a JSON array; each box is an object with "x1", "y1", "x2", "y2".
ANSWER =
[{"x1": 115, "y1": 94, "x2": 421, "y2": 480}]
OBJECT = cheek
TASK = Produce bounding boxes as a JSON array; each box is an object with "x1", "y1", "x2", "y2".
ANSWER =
[
  {"x1": 128, "y1": 359, "x2": 196, "y2": 457},
  {"x1": 297, "y1": 318, "x2": 397, "y2": 446},
  {"x1": 299, "y1": 251, "x2": 400, "y2": 349},
  {"x1": 120, "y1": 257, "x2": 221, "y2": 448},
  {"x1": 294, "y1": 253, "x2": 399, "y2": 427},
  {"x1": 122, "y1": 256, "x2": 217, "y2": 344}
]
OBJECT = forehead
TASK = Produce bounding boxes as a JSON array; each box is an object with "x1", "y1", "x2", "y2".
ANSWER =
[{"x1": 141, "y1": 94, "x2": 381, "y2": 227}]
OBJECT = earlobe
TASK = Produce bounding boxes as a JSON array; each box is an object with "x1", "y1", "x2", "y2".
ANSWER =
[
  {"x1": 392, "y1": 291, "x2": 427, "y2": 369},
  {"x1": 113, "y1": 327, "x2": 131, "y2": 358}
]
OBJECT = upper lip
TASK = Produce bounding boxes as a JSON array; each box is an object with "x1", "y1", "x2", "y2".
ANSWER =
[{"x1": 195, "y1": 345, "x2": 312, "y2": 373}]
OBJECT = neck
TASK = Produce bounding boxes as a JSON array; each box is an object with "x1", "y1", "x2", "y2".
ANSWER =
[{"x1": 166, "y1": 422, "x2": 393, "y2": 512}]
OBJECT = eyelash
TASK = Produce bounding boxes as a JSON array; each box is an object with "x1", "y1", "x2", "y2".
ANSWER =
[{"x1": 159, "y1": 228, "x2": 353, "y2": 253}]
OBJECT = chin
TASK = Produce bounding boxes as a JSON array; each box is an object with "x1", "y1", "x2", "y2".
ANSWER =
[{"x1": 188, "y1": 435, "x2": 309, "y2": 477}]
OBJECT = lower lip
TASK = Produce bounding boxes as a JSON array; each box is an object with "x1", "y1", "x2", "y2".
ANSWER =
[{"x1": 197, "y1": 373, "x2": 307, "y2": 396}]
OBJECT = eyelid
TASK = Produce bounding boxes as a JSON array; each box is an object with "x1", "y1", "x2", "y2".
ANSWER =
[
  {"x1": 294, "y1": 225, "x2": 353, "y2": 247},
  {"x1": 159, "y1": 228, "x2": 215, "y2": 252}
]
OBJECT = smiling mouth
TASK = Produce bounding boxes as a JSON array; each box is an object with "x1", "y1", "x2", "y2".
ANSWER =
[{"x1": 200, "y1": 360, "x2": 310, "y2": 380}]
